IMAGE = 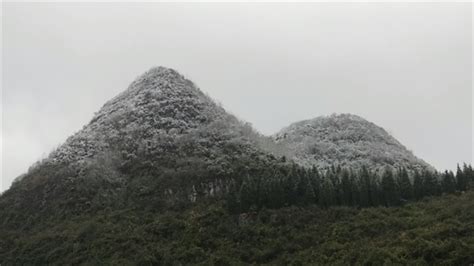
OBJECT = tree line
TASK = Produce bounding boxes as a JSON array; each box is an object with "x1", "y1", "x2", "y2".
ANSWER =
[{"x1": 226, "y1": 163, "x2": 474, "y2": 213}]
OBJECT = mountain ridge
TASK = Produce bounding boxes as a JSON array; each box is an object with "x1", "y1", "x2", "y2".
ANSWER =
[{"x1": 12, "y1": 67, "x2": 432, "y2": 189}]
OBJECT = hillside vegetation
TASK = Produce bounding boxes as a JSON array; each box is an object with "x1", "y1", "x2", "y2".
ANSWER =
[
  {"x1": 1, "y1": 190, "x2": 473, "y2": 265},
  {"x1": 1, "y1": 163, "x2": 473, "y2": 264},
  {"x1": 1, "y1": 67, "x2": 472, "y2": 264}
]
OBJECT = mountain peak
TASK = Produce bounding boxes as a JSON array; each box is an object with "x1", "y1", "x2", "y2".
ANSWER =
[
  {"x1": 136, "y1": 66, "x2": 185, "y2": 85},
  {"x1": 120, "y1": 66, "x2": 196, "y2": 98},
  {"x1": 329, "y1": 113, "x2": 365, "y2": 121},
  {"x1": 44, "y1": 66, "x2": 226, "y2": 166},
  {"x1": 275, "y1": 113, "x2": 432, "y2": 172},
  {"x1": 146, "y1": 65, "x2": 180, "y2": 75}
]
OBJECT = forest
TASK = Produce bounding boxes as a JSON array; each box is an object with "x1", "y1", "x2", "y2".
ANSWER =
[
  {"x1": 1, "y1": 164, "x2": 473, "y2": 265},
  {"x1": 226, "y1": 163, "x2": 474, "y2": 213}
]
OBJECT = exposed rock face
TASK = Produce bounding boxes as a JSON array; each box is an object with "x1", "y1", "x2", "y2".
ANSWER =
[{"x1": 274, "y1": 113, "x2": 432, "y2": 172}]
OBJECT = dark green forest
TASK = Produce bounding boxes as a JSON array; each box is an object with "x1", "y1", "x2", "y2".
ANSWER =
[
  {"x1": 1, "y1": 183, "x2": 473, "y2": 265},
  {"x1": 1, "y1": 162, "x2": 473, "y2": 265},
  {"x1": 226, "y1": 163, "x2": 474, "y2": 213}
]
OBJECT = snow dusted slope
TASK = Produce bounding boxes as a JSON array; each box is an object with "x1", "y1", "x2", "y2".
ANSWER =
[
  {"x1": 274, "y1": 114, "x2": 432, "y2": 172},
  {"x1": 47, "y1": 66, "x2": 234, "y2": 166},
  {"x1": 1, "y1": 66, "x2": 292, "y2": 224},
  {"x1": 3, "y1": 67, "x2": 434, "y2": 222},
  {"x1": 11, "y1": 67, "x2": 280, "y2": 201}
]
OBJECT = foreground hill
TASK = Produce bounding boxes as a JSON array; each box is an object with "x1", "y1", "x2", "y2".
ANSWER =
[
  {"x1": 1, "y1": 190, "x2": 473, "y2": 264},
  {"x1": 275, "y1": 114, "x2": 432, "y2": 172}
]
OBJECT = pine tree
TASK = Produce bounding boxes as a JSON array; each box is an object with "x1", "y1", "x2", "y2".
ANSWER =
[
  {"x1": 456, "y1": 164, "x2": 467, "y2": 191},
  {"x1": 295, "y1": 172, "x2": 313, "y2": 205},
  {"x1": 341, "y1": 169, "x2": 353, "y2": 206},
  {"x1": 225, "y1": 180, "x2": 240, "y2": 213},
  {"x1": 467, "y1": 164, "x2": 474, "y2": 184},
  {"x1": 328, "y1": 167, "x2": 342, "y2": 205},
  {"x1": 239, "y1": 178, "x2": 253, "y2": 212},
  {"x1": 413, "y1": 170, "x2": 424, "y2": 200},
  {"x1": 422, "y1": 170, "x2": 439, "y2": 197},
  {"x1": 462, "y1": 163, "x2": 473, "y2": 189},
  {"x1": 284, "y1": 166, "x2": 299, "y2": 205},
  {"x1": 273, "y1": 169, "x2": 287, "y2": 208},
  {"x1": 381, "y1": 167, "x2": 398, "y2": 206},
  {"x1": 467, "y1": 164, "x2": 474, "y2": 183},
  {"x1": 358, "y1": 166, "x2": 373, "y2": 207},
  {"x1": 397, "y1": 167, "x2": 413, "y2": 201},
  {"x1": 350, "y1": 169, "x2": 361, "y2": 206},
  {"x1": 319, "y1": 177, "x2": 335, "y2": 208},
  {"x1": 302, "y1": 174, "x2": 316, "y2": 205},
  {"x1": 309, "y1": 166, "x2": 321, "y2": 204},
  {"x1": 259, "y1": 169, "x2": 272, "y2": 208},
  {"x1": 441, "y1": 170, "x2": 456, "y2": 194}
]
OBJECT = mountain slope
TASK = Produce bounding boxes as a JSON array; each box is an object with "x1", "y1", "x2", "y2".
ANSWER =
[
  {"x1": 1, "y1": 67, "x2": 284, "y2": 227},
  {"x1": 2, "y1": 190, "x2": 473, "y2": 264},
  {"x1": 274, "y1": 113, "x2": 432, "y2": 172},
  {"x1": 35, "y1": 66, "x2": 249, "y2": 168}
]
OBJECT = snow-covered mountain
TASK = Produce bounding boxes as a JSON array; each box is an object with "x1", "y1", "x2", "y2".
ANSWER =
[
  {"x1": 18, "y1": 66, "x2": 275, "y2": 180},
  {"x1": 274, "y1": 113, "x2": 432, "y2": 173},
  {"x1": 5, "y1": 67, "x2": 433, "y2": 217},
  {"x1": 46, "y1": 66, "x2": 239, "y2": 166},
  {"x1": 6, "y1": 67, "x2": 284, "y2": 217}
]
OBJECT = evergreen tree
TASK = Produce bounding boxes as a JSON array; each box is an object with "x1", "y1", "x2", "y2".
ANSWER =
[
  {"x1": 341, "y1": 169, "x2": 354, "y2": 206},
  {"x1": 456, "y1": 164, "x2": 467, "y2": 191},
  {"x1": 381, "y1": 167, "x2": 398, "y2": 206},
  {"x1": 328, "y1": 167, "x2": 342, "y2": 205},
  {"x1": 413, "y1": 170, "x2": 424, "y2": 200},
  {"x1": 462, "y1": 163, "x2": 473, "y2": 189},
  {"x1": 397, "y1": 167, "x2": 413, "y2": 201},
  {"x1": 273, "y1": 169, "x2": 287, "y2": 208},
  {"x1": 284, "y1": 166, "x2": 299, "y2": 205},
  {"x1": 441, "y1": 170, "x2": 456, "y2": 194},
  {"x1": 309, "y1": 166, "x2": 321, "y2": 204},
  {"x1": 467, "y1": 164, "x2": 474, "y2": 183},
  {"x1": 295, "y1": 171, "x2": 314, "y2": 205},
  {"x1": 225, "y1": 180, "x2": 240, "y2": 213},
  {"x1": 319, "y1": 177, "x2": 335, "y2": 208},
  {"x1": 239, "y1": 178, "x2": 253, "y2": 211},
  {"x1": 302, "y1": 174, "x2": 316, "y2": 205},
  {"x1": 350, "y1": 169, "x2": 361, "y2": 206},
  {"x1": 372, "y1": 177, "x2": 383, "y2": 207},
  {"x1": 259, "y1": 169, "x2": 272, "y2": 208},
  {"x1": 423, "y1": 170, "x2": 439, "y2": 197},
  {"x1": 358, "y1": 166, "x2": 373, "y2": 207}
]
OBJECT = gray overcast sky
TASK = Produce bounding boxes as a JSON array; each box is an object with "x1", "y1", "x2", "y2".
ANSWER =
[{"x1": 2, "y1": 3, "x2": 472, "y2": 192}]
